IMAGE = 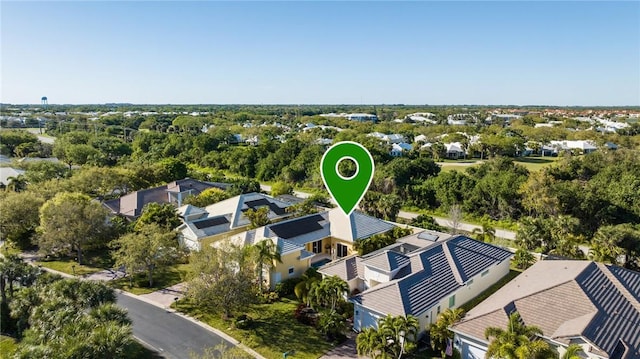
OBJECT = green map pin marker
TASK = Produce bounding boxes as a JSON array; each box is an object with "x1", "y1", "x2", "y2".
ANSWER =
[{"x1": 321, "y1": 141, "x2": 375, "y2": 216}]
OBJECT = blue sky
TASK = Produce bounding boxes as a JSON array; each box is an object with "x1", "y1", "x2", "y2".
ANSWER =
[{"x1": 2, "y1": 1, "x2": 639, "y2": 105}]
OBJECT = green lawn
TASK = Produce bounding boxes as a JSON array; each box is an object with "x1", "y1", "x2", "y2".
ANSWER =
[
  {"x1": 460, "y1": 269, "x2": 522, "y2": 312},
  {"x1": 512, "y1": 156, "x2": 560, "y2": 171},
  {"x1": 0, "y1": 335, "x2": 17, "y2": 359},
  {"x1": 110, "y1": 263, "x2": 190, "y2": 295},
  {"x1": 175, "y1": 298, "x2": 332, "y2": 359},
  {"x1": 36, "y1": 250, "x2": 113, "y2": 276}
]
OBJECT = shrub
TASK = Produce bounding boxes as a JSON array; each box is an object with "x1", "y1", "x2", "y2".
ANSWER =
[
  {"x1": 234, "y1": 314, "x2": 253, "y2": 330},
  {"x1": 294, "y1": 303, "x2": 318, "y2": 326},
  {"x1": 274, "y1": 277, "x2": 303, "y2": 297},
  {"x1": 257, "y1": 291, "x2": 279, "y2": 304}
]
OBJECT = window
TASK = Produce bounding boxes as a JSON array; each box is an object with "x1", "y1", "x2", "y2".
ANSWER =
[
  {"x1": 312, "y1": 240, "x2": 323, "y2": 254},
  {"x1": 437, "y1": 306, "x2": 441, "y2": 315},
  {"x1": 449, "y1": 295, "x2": 456, "y2": 308},
  {"x1": 481, "y1": 269, "x2": 489, "y2": 277},
  {"x1": 467, "y1": 279, "x2": 474, "y2": 286},
  {"x1": 336, "y1": 243, "x2": 348, "y2": 258},
  {"x1": 288, "y1": 267, "x2": 294, "y2": 276}
]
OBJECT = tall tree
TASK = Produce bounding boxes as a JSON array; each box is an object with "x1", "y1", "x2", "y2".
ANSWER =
[
  {"x1": 135, "y1": 202, "x2": 181, "y2": 231},
  {"x1": 244, "y1": 207, "x2": 271, "y2": 229},
  {"x1": 429, "y1": 308, "x2": 465, "y2": 354},
  {"x1": 112, "y1": 223, "x2": 183, "y2": 287},
  {"x1": 0, "y1": 191, "x2": 44, "y2": 249},
  {"x1": 38, "y1": 192, "x2": 111, "y2": 264},
  {"x1": 186, "y1": 244, "x2": 257, "y2": 319},
  {"x1": 252, "y1": 239, "x2": 282, "y2": 293}
]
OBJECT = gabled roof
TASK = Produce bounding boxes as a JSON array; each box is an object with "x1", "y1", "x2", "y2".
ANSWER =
[
  {"x1": 204, "y1": 192, "x2": 291, "y2": 229},
  {"x1": 177, "y1": 204, "x2": 207, "y2": 218},
  {"x1": 451, "y1": 261, "x2": 640, "y2": 358},
  {"x1": 319, "y1": 255, "x2": 362, "y2": 281},
  {"x1": 361, "y1": 251, "x2": 411, "y2": 273},
  {"x1": 103, "y1": 178, "x2": 224, "y2": 218},
  {"x1": 352, "y1": 236, "x2": 513, "y2": 317},
  {"x1": 327, "y1": 209, "x2": 396, "y2": 242}
]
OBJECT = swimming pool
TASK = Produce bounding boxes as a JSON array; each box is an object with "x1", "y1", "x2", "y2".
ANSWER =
[{"x1": 311, "y1": 258, "x2": 332, "y2": 268}]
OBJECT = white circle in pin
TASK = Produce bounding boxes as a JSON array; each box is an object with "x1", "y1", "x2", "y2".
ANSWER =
[{"x1": 335, "y1": 156, "x2": 360, "y2": 181}]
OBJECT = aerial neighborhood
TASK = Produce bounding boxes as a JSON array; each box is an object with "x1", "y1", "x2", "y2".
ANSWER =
[{"x1": 1, "y1": 102, "x2": 639, "y2": 359}]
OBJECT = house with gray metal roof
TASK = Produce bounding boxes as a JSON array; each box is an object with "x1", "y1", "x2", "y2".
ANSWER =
[
  {"x1": 451, "y1": 260, "x2": 640, "y2": 359},
  {"x1": 320, "y1": 234, "x2": 513, "y2": 335}
]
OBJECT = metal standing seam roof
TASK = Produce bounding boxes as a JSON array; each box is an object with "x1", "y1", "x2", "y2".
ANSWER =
[
  {"x1": 353, "y1": 236, "x2": 513, "y2": 319},
  {"x1": 452, "y1": 261, "x2": 640, "y2": 359}
]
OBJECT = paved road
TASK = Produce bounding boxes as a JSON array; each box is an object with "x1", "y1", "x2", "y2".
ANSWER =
[
  {"x1": 397, "y1": 210, "x2": 517, "y2": 240},
  {"x1": 25, "y1": 128, "x2": 55, "y2": 144},
  {"x1": 117, "y1": 292, "x2": 232, "y2": 359},
  {"x1": 261, "y1": 184, "x2": 517, "y2": 240}
]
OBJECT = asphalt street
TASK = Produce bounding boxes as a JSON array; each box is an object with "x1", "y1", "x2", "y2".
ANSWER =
[{"x1": 117, "y1": 293, "x2": 231, "y2": 359}]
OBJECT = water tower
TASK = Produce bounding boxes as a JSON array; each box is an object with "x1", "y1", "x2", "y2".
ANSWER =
[{"x1": 41, "y1": 96, "x2": 48, "y2": 109}]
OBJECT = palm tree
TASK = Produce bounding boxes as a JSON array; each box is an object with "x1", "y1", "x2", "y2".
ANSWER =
[
  {"x1": 252, "y1": 239, "x2": 282, "y2": 293},
  {"x1": 512, "y1": 249, "x2": 536, "y2": 270},
  {"x1": 6, "y1": 175, "x2": 27, "y2": 192},
  {"x1": 484, "y1": 312, "x2": 551, "y2": 359},
  {"x1": 321, "y1": 275, "x2": 349, "y2": 311},
  {"x1": 379, "y1": 314, "x2": 420, "y2": 359},
  {"x1": 561, "y1": 344, "x2": 584, "y2": 359},
  {"x1": 429, "y1": 308, "x2": 465, "y2": 353},
  {"x1": 356, "y1": 327, "x2": 385, "y2": 358}
]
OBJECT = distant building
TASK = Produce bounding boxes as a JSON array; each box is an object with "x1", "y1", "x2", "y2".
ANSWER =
[{"x1": 347, "y1": 113, "x2": 378, "y2": 122}]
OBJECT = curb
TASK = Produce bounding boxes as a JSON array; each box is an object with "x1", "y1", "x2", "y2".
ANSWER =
[{"x1": 30, "y1": 264, "x2": 267, "y2": 359}]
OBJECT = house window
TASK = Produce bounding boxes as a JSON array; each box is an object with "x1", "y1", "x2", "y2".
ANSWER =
[
  {"x1": 467, "y1": 279, "x2": 474, "y2": 286},
  {"x1": 437, "y1": 306, "x2": 441, "y2": 315},
  {"x1": 481, "y1": 269, "x2": 489, "y2": 277},
  {"x1": 288, "y1": 267, "x2": 294, "y2": 276},
  {"x1": 449, "y1": 295, "x2": 456, "y2": 308},
  {"x1": 312, "y1": 240, "x2": 323, "y2": 254},
  {"x1": 336, "y1": 243, "x2": 348, "y2": 258}
]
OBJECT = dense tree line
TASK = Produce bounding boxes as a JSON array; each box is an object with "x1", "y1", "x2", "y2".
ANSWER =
[{"x1": 0, "y1": 259, "x2": 140, "y2": 358}]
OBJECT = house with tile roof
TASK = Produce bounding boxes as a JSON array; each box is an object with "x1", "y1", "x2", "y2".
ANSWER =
[
  {"x1": 177, "y1": 192, "x2": 292, "y2": 250},
  {"x1": 451, "y1": 260, "x2": 640, "y2": 359},
  {"x1": 319, "y1": 234, "x2": 513, "y2": 335},
  {"x1": 103, "y1": 178, "x2": 227, "y2": 219},
  {"x1": 223, "y1": 208, "x2": 397, "y2": 289}
]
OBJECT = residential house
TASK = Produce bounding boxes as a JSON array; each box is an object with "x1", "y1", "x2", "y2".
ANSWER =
[
  {"x1": 177, "y1": 192, "x2": 291, "y2": 250},
  {"x1": 225, "y1": 209, "x2": 396, "y2": 289},
  {"x1": 451, "y1": 260, "x2": 640, "y2": 359},
  {"x1": 346, "y1": 113, "x2": 378, "y2": 122},
  {"x1": 103, "y1": 178, "x2": 227, "y2": 219},
  {"x1": 445, "y1": 142, "x2": 466, "y2": 159},
  {"x1": 319, "y1": 234, "x2": 513, "y2": 336},
  {"x1": 0, "y1": 167, "x2": 26, "y2": 186},
  {"x1": 390, "y1": 143, "x2": 413, "y2": 157},
  {"x1": 549, "y1": 140, "x2": 598, "y2": 154}
]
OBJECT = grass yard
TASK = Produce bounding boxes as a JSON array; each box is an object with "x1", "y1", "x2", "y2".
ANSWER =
[
  {"x1": 0, "y1": 335, "x2": 17, "y2": 359},
  {"x1": 460, "y1": 269, "x2": 521, "y2": 312},
  {"x1": 512, "y1": 156, "x2": 560, "y2": 171},
  {"x1": 110, "y1": 263, "x2": 190, "y2": 295},
  {"x1": 36, "y1": 250, "x2": 113, "y2": 276},
  {"x1": 174, "y1": 298, "x2": 332, "y2": 359}
]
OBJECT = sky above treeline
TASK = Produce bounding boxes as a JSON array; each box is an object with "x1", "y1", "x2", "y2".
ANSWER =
[{"x1": 2, "y1": 1, "x2": 639, "y2": 106}]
